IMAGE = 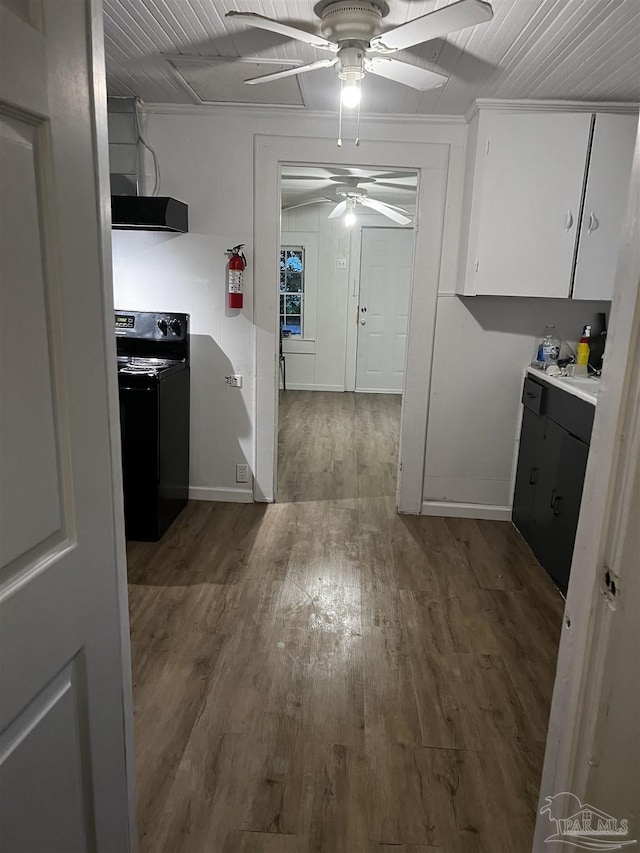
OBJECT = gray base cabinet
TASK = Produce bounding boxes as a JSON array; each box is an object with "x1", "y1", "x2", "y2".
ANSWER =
[{"x1": 513, "y1": 375, "x2": 594, "y2": 594}]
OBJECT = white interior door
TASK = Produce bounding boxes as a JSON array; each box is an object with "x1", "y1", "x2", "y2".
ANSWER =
[
  {"x1": 356, "y1": 227, "x2": 413, "y2": 393},
  {"x1": 0, "y1": 3, "x2": 134, "y2": 851}
]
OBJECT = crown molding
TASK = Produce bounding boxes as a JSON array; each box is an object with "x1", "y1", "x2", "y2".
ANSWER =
[
  {"x1": 137, "y1": 98, "x2": 638, "y2": 127},
  {"x1": 139, "y1": 101, "x2": 467, "y2": 126},
  {"x1": 466, "y1": 98, "x2": 640, "y2": 122}
]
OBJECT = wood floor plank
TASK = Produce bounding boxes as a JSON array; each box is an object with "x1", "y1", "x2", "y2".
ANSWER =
[
  {"x1": 129, "y1": 390, "x2": 564, "y2": 853},
  {"x1": 223, "y1": 830, "x2": 300, "y2": 853},
  {"x1": 304, "y1": 741, "x2": 370, "y2": 853}
]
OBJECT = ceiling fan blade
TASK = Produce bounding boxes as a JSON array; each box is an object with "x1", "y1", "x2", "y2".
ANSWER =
[
  {"x1": 281, "y1": 174, "x2": 335, "y2": 182},
  {"x1": 369, "y1": 0, "x2": 493, "y2": 53},
  {"x1": 371, "y1": 171, "x2": 418, "y2": 180},
  {"x1": 365, "y1": 57, "x2": 448, "y2": 91},
  {"x1": 282, "y1": 197, "x2": 334, "y2": 212},
  {"x1": 245, "y1": 57, "x2": 337, "y2": 84},
  {"x1": 328, "y1": 200, "x2": 348, "y2": 220},
  {"x1": 360, "y1": 197, "x2": 412, "y2": 225},
  {"x1": 372, "y1": 181, "x2": 418, "y2": 192},
  {"x1": 370, "y1": 198, "x2": 413, "y2": 213},
  {"x1": 226, "y1": 11, "x2": 338, "y2": 51}
]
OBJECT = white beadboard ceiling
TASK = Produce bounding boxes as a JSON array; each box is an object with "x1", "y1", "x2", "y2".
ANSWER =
[{"x1": 104, "y1": 0, "x2": 640, "y2": 115}]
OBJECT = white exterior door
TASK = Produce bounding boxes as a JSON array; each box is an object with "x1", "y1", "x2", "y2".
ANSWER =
[
  {"x1": 0, "y1": 3, "x2": 134, "y2": 851},
  {"x1": 356, "y1": 227, "x2": 413, "y2": 393}
]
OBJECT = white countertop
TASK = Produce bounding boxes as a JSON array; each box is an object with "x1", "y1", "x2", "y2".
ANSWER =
[{"x1": 526, "y1": 366, "x2": 600, "y2": 406}]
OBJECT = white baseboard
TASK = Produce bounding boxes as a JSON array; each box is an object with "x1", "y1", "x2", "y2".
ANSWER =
[
  {"x1": 421, "y1": 500, "x2": 512, "y2": 521},
  {"x1": 355, "y1": 387, "x2": 402, "y2": 394},
  {"x1": 283, "y1": 383, "x2": 344, "y2": 392},
  {"x1": 189, "y1": 486, "x2": 254, "y2": 503}
]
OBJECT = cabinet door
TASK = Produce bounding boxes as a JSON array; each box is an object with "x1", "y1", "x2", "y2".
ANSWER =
[
  {"x1": 544, "y1": 431, "x2": 590, "y2": 593},
  {"x1": 572, "y1": 113, "x2": 638, "y2": 301},
  {"x1": 533, "y1": 418, "x2": 589, "y2": 594},
  {"x1": 473, "y1": 112, "x2": 592, "y2": 297},
  {"x1": 530, "y1": 417, "x2": 566, "y2": 570},
  {"x1": 513, "y1": 406, "x2": 545, "y2": 547}
]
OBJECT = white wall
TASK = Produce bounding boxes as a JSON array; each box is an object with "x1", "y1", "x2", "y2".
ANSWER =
[
  {"x1": 424, "y1": 295, "x2": 610, "y2": 510},
  {"x1": 280, "y1": 206, "x2": 349, "y2": 391},
  {"x1": 112, "y1": 228, "x2": 255, "y2": 501},
  {"x1": 111, "y1": 108, "x2": 464, "y2": 499},
  {"x1": 110, "y1": 106, "x2": 609, "y2": 510},
  {"x1": 280, "y1": 205, "x2": 415, "y2": 391}
]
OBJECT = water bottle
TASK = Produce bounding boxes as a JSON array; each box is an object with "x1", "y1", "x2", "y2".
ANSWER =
[{"x1": 533, "y1": 325, "x2": 560, "y2": 369}]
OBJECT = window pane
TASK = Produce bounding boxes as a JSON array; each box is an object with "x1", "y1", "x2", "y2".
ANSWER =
[
  {"x1": 283, "y1": 315, "x2": 301, "y2": 335},
  {"x1": 285, "y1": 294, "x2": 301, "y2": 314},
  {"x1": 286, "y1": 272, "x2": 302, "y2": 292},
  {"x1": 280, "y1": 246, "x2": 304, "y2": 337},
  {"x1": 285, "y1": 252, "x2": 303, "y2": 273}
]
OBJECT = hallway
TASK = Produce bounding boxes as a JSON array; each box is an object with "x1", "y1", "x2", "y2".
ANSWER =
[
  {"x1": 277, "y1": 391, "x2": 401, "y2": 502},
  {"x1": 127, "y1": 392, "x2": 564, "y2": 852}
]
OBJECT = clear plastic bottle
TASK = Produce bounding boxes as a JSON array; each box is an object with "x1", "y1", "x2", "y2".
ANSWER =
[{"x1": 532, "y1": 325, "x2": 561, "y2": 369}]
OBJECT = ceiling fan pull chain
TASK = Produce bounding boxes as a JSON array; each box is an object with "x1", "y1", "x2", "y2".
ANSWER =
[
  {"x1": 355, "y1": 96, "x2": 361, "y2": 147},
  {"x1": 337, "y1": 80, "x2": 344, "y2": 147}
]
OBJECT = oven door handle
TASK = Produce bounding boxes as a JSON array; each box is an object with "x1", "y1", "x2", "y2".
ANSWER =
[{"x1": 118, "y1": 386, "x2": 155, "y2": 392}]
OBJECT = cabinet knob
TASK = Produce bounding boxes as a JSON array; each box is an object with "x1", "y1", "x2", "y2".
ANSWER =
[
  {"x1": 588, "y1": 212, "x2": 599, "y2": 234},
  {"x1": 565, "y1": 210, "x2": 574, "y2": 231},
  {"x1": 360, "y1": 319, "x2": 366, "y2": 325}
]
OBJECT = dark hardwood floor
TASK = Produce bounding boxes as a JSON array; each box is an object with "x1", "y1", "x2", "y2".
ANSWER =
[
  {"x1": 277, "y1": 391, "x2": 402, "y2": 503},
  {"x1": 127, "y1": 390, "x2": 564, "y2": 852}
]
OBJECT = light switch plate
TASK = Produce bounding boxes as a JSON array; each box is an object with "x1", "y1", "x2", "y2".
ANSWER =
[
  {"x1": 225, "y1": 375, "x2": 243, "y2": 388},
  {"x1": 336, "y1": 258, "x2": 347, "y2": 270}
]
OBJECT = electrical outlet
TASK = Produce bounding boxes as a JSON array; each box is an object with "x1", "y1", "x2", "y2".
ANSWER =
[
  {"x1": 225, "y1": 375, "x2": 243, "y2": 388},
  {"x1": 236, "y1": 463, "x2": 249, "y2": 483},
  {"x1": 336, "y1": 258, "x2": 347, "y2": 270}
]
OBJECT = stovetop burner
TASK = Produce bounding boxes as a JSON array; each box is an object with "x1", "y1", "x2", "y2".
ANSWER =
[{"x1": 117, "y1": 356, "x2": 186, "y2": 378}]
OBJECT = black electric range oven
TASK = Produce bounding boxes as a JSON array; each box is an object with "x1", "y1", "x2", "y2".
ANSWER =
[{"x1": 115, "y1": 310, "x2": 190, "y2": 541}]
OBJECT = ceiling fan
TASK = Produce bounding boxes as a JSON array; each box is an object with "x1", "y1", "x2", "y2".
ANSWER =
[
  {"x1": 226, "y1": 0, "x2": 494, "y2": 105},
  {"x1": 283, "y1": 175, "x2": 414, "y2": 226}
]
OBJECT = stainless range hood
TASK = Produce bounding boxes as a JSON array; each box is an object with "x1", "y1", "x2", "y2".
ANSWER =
[
  {"x1": 108, "y1": 98, "x2": 188, "y2": 233},
  {"x1": 111, "y1": 195, "x2": 189, "y2": 233}
]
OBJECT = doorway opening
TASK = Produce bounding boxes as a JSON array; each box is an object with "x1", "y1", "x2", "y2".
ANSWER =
[{"x1": 276, "y1": 164, "x2": 417, "y2": 504}]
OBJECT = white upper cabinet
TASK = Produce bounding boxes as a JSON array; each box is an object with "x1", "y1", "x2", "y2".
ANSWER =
[
  {"x1": 458, "y1": 106, "x2": 638, "y2": 300},
  {"x1": 572, "y1": 113, "x2": 638, "y2": 301}
]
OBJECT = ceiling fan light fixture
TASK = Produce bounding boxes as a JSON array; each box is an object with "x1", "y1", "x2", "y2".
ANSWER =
[
  {"x1": 343, "y1": 198, "x2": 357, "y2": 227},
  {"x1": 341, "y1": 79, "x2": 361, "y2": 108}
]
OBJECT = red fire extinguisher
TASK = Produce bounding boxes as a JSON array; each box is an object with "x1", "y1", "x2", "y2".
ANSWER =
[{"x1": 227, "y1": 244, "x2": 246, "y2": 309}]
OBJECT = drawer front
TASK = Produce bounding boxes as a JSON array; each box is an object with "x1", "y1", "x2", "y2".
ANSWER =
[
  {"x1": 522, "y1": 376, "x2": 544, "y2": 414},
  {"x1": 545, "y1": 388, "x2": 595, "y2": 445}
]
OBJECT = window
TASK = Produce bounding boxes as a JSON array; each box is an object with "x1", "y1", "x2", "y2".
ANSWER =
[{"x1": 280, "y1": 247, "x2": 304, "y2": 336}]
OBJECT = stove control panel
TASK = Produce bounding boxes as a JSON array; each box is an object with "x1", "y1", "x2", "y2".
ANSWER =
[
  {"x1": 115, "y1": 313, "x2": 135, "y2": 330},
  {"x1": 115, "y1": 310, "x2": 189, "y2": 341}
]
